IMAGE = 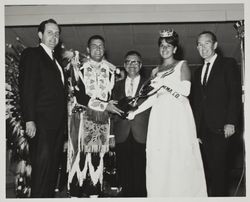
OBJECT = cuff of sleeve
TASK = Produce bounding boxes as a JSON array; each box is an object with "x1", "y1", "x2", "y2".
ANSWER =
[
  {"x1": 102, "y1": 102, "x2": 108, "y2": 110},
  {"x1": 87, "y1": 99, "x2": 108, "y2": 112},
  {"x1": 74, "y1": 85, "x2": 79, "y2": 91}
]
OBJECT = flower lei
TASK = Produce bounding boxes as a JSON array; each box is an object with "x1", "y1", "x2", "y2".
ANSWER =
[{"x1": 6, "y1": 38, "x2": 31, "y2": 198}]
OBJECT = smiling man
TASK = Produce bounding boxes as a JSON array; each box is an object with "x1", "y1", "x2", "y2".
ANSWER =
[
  {"x1": 112, "y1": 51, "x2": 151, "y2": 197},
  {"x1": 19, "y1": 19, "x2": 67, "y2": 198},
  {"x1": 190, "y1": 31, "x2": 242, "y2": 196},
  {"x1": 67, "y1": 35, "x2": 123, "y2": 197}
]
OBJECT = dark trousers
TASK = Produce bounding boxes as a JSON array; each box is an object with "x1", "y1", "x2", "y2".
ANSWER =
[
  {"x1": 199, "y1": 120, "x2": 229, "y2": 196},
  {"x1": 115, "y1": 131, "x2": 147, "y2": 197},
  {"x1": 29, "y1": 123, "x2": 65, "y2": 198}
]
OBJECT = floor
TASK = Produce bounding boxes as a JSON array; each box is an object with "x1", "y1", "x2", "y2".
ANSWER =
[
  {"x1": 6, "y1": 158, "x2": 246, "y2": 198},
  {"x1": 6, "y1": 133, "x2": 246, "y2": 198}
]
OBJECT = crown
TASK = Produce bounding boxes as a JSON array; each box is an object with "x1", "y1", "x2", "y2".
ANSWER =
[{"x1": 159, "y1": 29, "x2": 174, "y2": 37}]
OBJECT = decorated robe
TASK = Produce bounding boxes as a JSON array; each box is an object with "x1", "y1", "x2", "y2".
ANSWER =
[{"x1": 67, "y1": 57, "x2": 116, "y2": 190}]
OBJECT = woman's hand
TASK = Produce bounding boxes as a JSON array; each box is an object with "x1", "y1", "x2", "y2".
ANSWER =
[{"x1": 126, "y1": 111, "x2": 136, "y2": 120}]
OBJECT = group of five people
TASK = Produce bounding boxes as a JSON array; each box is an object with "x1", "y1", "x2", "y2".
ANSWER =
[{"x1": 19, "y1": 18, "x2": 242, "y2": 198}]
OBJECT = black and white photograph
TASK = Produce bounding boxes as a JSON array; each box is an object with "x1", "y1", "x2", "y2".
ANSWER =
[{"x1": 1, "y1": 0, "x2": 248, "y2": 200}]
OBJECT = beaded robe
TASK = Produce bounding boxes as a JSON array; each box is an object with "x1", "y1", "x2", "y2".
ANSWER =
[{"x1": 67, "y1": 57, "x2": 116, "y2": 190}]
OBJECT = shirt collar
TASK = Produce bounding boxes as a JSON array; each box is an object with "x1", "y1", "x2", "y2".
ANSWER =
[
  {"x1": 126, "y1": 75, "x2": 140, "y2": 82},
  {"x1": 205, "y1": 53, "x2": 217, "y2": 65},
  {"x1": 40, "y1": 43, "x2": 53, "y2": 59}
]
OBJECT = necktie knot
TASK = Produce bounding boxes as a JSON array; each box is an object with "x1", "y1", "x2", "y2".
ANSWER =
[{"x1": 203, "y1": 62, "x2": 210, "y2": 87}]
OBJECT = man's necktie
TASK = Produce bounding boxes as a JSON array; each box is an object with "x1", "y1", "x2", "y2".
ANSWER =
[
  {"x1": 52, "y1": 51, "x2": 56, "y2": 63},
  {"x1": 202, "y1": 62, "x2": 210, "y2": 87},
  {"x1": 52, "y1": 51, "x2": 65, "y2": 84},
  {"x1": 127, "y1": 79, "x2": 134, "y2": 97}
]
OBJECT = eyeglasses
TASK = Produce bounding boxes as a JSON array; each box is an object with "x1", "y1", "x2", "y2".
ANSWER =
[{"x1": 124, "y1": 60, "x2": 141, "y2": 66}]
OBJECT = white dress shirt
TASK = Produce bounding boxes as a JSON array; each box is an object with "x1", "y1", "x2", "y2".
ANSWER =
[
  {"x1": 125, "y1": 75, "x2": 140, "y2": 97},
  {"x1": 201, "y1": 53, "x2": 217, "y2": 84}
]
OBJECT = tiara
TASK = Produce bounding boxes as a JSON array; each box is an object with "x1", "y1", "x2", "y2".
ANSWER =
[{"x1": 159, "y1": 29, "x2": 174, "y2": 37}]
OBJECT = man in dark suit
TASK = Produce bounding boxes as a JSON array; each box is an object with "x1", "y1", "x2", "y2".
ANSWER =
[
  {"x1": 19, "y1": 19, "x2": 67, "y2": 197},
  {"x1": 190, "y1": 31, "x2": 242, "y2": 196},
  {"x1": 112, "y1": 51, "x2": 151, "y2": 197}
]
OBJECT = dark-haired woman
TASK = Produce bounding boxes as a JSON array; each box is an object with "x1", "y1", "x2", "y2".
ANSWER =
[{"x1": 128, "y1": 29, "x2": 207, "y2": 197}]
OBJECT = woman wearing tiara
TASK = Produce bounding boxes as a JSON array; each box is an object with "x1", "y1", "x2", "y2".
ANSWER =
[{"x1": 127, "y1": 29, "x2": 207, "y2": 197}]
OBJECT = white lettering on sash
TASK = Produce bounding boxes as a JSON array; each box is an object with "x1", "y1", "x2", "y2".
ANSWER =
[{"x1": 162, "y1": 86, "x2": 180, "y2": 99}]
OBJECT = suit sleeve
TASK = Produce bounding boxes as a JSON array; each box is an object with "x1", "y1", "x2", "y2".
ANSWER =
[
  {"x1": 19, "y1": 48, "x2": 40, "y2": 122},
  {"x1": 111, "y1": 81, "x2": 119, "y2": 100},
  {"x1": 74, "y1": 78, "x2": 91, "y2": 107},
  {"x1": 225, "y1": 58, "x2": 242, "y2": 124},
  {"x1": 189, "y1": 71, "x2": 197, "y2": 109}
]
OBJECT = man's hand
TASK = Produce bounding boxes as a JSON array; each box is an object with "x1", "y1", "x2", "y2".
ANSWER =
[
  {"x1": 197, "y1": 138, "x2": 203, "y2": 144},
  {"x1": 224, "y1": 124, "x2": 235, "y2": 138},
  {"x1": 105, "y1": 100, "x2": 123, "y2": 116},
  {"x1": 26, "y1": 121, "x2": 36, "y2": 138},
  {"x1": 63, "y1": 141, "x2": 68, "y2": 152},
  {"x1": 109, "y1": 135, "x2": 115, "y2": 148}
]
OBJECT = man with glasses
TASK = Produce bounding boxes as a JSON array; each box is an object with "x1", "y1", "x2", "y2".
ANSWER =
[{"x1": 112, "y1": 51, "x2": 151, "y2": 197}]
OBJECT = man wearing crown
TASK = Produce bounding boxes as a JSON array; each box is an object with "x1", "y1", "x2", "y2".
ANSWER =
[{"x1": 66, "y1": 35, "x2": 123, "y2": 197}]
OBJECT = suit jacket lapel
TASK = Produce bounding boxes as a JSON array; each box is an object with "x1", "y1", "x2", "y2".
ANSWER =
[
  {"x1": 38, "y1": 45, "x2": 61, "y2": 72},
  {"x1": 197, "y1": 67, "x2": 203, "y2": 89},
  {"x1": 38, "y1": 45, "x2": 65, "y2": 87},
  {"x1": 39, "y1": 45, "x2": 53, "y2": 64},
  {"x1": 121, "y1": 79, "x2": 126, "y2": 97},
  {"x1": 194, "y1": 65, "x2": 207, "y2": 96},
  {"x1": 206, "y1": 56, "x2": 220, "y2": 87},
  {"x1": 135, "y1": 76, "x2": 145, "y2": 96}
]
